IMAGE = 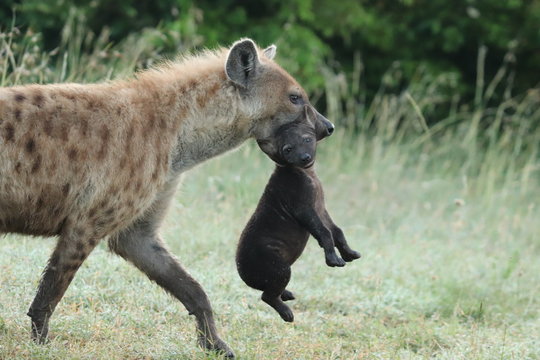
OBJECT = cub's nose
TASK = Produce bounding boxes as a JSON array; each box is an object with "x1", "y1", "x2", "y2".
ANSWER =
[{"x1": 301, "y1": 153, "x2": 312, "y2": 163}]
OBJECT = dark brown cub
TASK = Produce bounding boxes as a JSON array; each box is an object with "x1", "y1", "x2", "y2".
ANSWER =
[{"x1": 236, "y1": 121, "x2": 361, "y2": 322}]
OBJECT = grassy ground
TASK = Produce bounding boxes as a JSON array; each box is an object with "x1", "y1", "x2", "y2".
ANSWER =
[
  {"x1": 1, "y1": 25, "x2": 539, "y2": 360},
  {"x1": 1, "y1": 134, "x2": 539, "y2": 359}
]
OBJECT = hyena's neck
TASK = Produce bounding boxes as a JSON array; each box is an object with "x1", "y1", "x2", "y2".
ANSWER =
[{"x1": 134, "y1": 59, "x2": 250, "y2": 174}]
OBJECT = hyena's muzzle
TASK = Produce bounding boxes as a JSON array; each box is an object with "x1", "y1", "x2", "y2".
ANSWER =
[
  {"x1": 315, "y1": 109, "x2": 334, "y2": 139},
  {"x1": 305, "y1": 104, "x2": 334, "y2": 141}
]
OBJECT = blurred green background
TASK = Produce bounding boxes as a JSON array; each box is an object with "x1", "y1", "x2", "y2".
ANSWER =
[{"x1": 1, "y1": 0, "x2": 539, "y2": 127}]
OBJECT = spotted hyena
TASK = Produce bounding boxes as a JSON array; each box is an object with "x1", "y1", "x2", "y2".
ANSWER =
[{"x1": 0, "y1": 38, "x2": 334, "y2": 357}]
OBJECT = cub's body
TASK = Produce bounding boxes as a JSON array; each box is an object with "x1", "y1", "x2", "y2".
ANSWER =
[{"x1": 236, "y1": 122, "x2": 360, "y2": 322}]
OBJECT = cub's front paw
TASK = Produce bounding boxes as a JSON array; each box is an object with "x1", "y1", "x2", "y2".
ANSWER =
[
  {"x1": 342, "y1": 249, "x2": 361, "y2": 262},
  {"x1": 325, "y1": 253, "x2": 346, "y2": 267}
]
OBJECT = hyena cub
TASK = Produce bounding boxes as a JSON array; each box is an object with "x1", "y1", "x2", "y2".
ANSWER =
[{"x1": 236, "y1": 109, "x2": 361, "y2": 322}]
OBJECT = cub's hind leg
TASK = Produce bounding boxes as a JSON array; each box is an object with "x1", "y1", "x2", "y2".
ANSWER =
[
  {"x1": 280, "y1": 289, "x2": 295, "y2": 301},
  {"x1": 237, "y1": 246, "x2": 295, "y2": 321},
  {"x1": 259, "y1": 260, "x2": 294, "y2": 322},
  {"x1": 262, "y1": 290, "x2": 294, "y2": 322}
]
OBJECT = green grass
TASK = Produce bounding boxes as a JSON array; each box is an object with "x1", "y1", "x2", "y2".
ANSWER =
[
  {"x1": 1, "y1": 139, "x2": 539, "y2": 359},
  {"x1": 1, "y1": 23, "x2": 540, "y2": 359}
]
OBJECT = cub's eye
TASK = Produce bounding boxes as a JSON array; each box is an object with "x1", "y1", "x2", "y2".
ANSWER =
[
  {"x1": 283, "y1": 145, "x2": 293, "y2": 153},
  {"x1": 304, "y1": 138, "x2": 312, "y2": 143},
  {"x1": 289, "y1": 94, "x2": 301, "y2": 105}
]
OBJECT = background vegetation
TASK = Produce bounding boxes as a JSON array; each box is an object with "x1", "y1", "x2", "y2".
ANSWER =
[
  {"x1": 1, "y1": 0, "x2": 539, "y2": 122},
  {"x1": 0, "y1": 1, "x2": 539, "y2": 359}
]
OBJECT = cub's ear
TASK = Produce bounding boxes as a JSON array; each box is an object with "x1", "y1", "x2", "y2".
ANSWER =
[
  {"x1": 263, "y1": 45, "x2": 276, "y2": 60},
  {"x1": 256, "y1": 139, "x2": 276, "y2": 157},
  {"x1": 226, "y1": 38, "x2": 260, "y2": 88}
]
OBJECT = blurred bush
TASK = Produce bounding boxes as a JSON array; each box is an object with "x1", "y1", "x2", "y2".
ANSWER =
[{"x1": 1, "y1": 0, "x2": 539, "y2": 125}]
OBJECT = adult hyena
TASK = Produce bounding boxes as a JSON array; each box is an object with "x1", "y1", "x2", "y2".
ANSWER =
[{"x1": 0, "y1": 39, "x2": 334, "y2": 357}]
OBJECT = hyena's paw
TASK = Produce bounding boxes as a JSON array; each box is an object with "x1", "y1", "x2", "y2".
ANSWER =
[
  {"x1": 31, "y1": 331, "x2": 50, "y2": 345},
  {"x1": 198, "y1": 335, "x2": 235, "y2": 358},
  {"x1": 28, "y1": 312, "x2": 50, "y2": 344},
  {"x1": 281, "y1": 290, "x2": 295, "y2": 301}
]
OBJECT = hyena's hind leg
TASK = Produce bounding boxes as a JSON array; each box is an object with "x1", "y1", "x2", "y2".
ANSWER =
[
  {"x1": 28, "y1": 227, "x2": 100, "y2": 343},
  {"x1": 109, "y1": 226, "x2": 235, "y2": 358}
]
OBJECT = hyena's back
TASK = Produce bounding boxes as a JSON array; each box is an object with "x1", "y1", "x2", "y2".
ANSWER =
[{"x1": 0, "y1": 82, "x2": 174, "y2": 237}]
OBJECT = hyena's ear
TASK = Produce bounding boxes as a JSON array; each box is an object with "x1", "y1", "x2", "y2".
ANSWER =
[
  {"x1": 226, "y1": 38, "x2": 260, "y2": 88},
  {"x1": 263, "y1": 45, "x2": 276, "y2": 60}
]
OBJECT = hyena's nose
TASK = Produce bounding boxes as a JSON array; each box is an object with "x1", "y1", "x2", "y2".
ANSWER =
[
  {"x1": 314, "y1": 109, "x2": 335, "y2": 140},
  {"x1": 326, "y1": 122, "x2": 335, "y2": 135},
  {"x1": 301, "y1": 153, "x2": 312, "y2": 163}
]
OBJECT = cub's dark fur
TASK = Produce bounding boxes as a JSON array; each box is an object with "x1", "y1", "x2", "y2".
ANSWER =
[{"x1": 236, "y1": 121, "x2": 361, "y2": 322}]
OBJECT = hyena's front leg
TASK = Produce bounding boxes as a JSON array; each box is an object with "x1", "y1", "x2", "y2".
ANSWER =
[
  {"x1": 28, "y1": 229, "x2": 99, "y2": 343},
  {"x1": 109, "y1": 225, "x2": 234, "y2": 358}
]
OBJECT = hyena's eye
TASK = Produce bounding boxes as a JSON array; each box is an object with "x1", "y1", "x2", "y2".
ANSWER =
[
  {"x1": 289, "y1": 94, "x2": 301, "y2": 105},
  {"x1": 283, "y1": 145, "x2": 293, "y2": 153},
  {"x1": 304, "y1": 137, "x2": 312, "y2": 143}
]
